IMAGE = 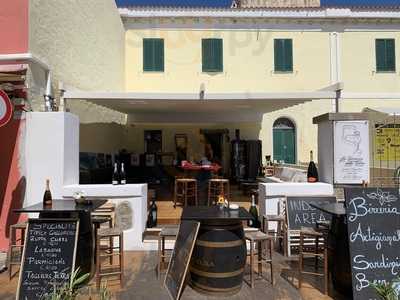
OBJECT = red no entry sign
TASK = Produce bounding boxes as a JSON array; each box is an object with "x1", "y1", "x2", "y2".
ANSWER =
[{"x1": 0, "y1": 90, "x2": 13, "y2": 127}]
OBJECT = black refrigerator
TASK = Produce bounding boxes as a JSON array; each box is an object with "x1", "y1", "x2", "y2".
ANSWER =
[{"x1": 231, "y1": 140, "x2": 262, "y2": 182}]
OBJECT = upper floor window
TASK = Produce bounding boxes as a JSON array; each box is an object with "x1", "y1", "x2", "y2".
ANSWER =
[
  {"x1": 376, "y1": 39, "x2": 396, "y2": 72},
  {"x1": 143, "y1": 38, "x2": 164, "y2": 72},
  {"x1": 274, "y1": 39, "x2": 293, "y2": 72},
  {"x1": 202, "y1": 38, "x2": 223, "y2": 72}
]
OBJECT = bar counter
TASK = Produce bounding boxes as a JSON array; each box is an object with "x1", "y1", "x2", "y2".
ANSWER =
[
  {"x1": 14, "y1": 200, "x2": 106, "y2": 278},
  {"x1": 181, "y1": 206, "x2": 252, "y2": 296}
]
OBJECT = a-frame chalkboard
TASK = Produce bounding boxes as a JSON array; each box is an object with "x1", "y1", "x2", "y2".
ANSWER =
[
  {"x1": 345, "y1": 188, "x2": 400, "y2": 300},
  {"x1": 16, "y1": 218, "x2": 79, "y2": 300},
  {"x1": 164, "y1": 220, "x2": 200, "y2": 300}
]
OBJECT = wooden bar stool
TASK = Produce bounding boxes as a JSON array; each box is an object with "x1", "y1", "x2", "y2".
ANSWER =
[
  {"x1": 245, "y1": 230, "x2": 274, "y2": 288},
  {"x1": 207, "y1": 179, "x2": 230, "y2": 206},
  {"x1": 7, "y1": 221, "x2": 27, "y2": 280},
  {"x1": 262, "y1": 214, "x2": 287, "y2": 256},
  {"x1": 92, "y1": 215, "x2": 113, "y2": 264},
  {"x1": 298, "y1": 226, "x2": 328, "y2": 295},
  {"x1": 95, "y1": 227, "x2": 124, "y2": 288},
  {"x1": 157, "y1": 226, "x2": 179, "y2": 279},
  {"x1": 174, "y1": 178, "x2": 197, "y2": 207}
]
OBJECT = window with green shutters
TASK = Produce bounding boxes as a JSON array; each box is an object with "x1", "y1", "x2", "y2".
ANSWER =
[
  {"x1": 376, "y1": 39, "x2": 396, "y2": 72},
  {"x1": 202, "y1": 39, "x2": 223, "y2": 72},
  {"x1": 274, "y1": 39, "x2": 293, "y2": 72},
  {"x1": 143, "y1": 38, "x2": 164, "y2": 72}
]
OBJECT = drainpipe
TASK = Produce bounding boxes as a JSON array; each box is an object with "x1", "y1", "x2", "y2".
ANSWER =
[
  {"x1": 44, "y1": 71, "x2": 55, "y2": 111},
  {"x1": 329, "y1": 32, "x2": 341, "y2": 112}
]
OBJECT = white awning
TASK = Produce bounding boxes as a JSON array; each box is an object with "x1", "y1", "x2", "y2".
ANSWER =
[{"x1": 64, "y1": 90, "x2": 337, "y2": 123}]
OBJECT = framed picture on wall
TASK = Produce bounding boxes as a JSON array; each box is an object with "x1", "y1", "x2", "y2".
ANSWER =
[
  {"x1": 131, "y1": 153, "x2": 140, "y2": 166},
  {"x1": 145, "y1": 154, "x2": 155, "y2": 167}
]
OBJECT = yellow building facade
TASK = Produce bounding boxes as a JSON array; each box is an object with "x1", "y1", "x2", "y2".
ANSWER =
[{"x1": 120, "y1": 7, "x2": 400, "y2": 164}]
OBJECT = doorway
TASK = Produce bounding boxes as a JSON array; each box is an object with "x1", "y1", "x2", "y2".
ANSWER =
[
  {"x1": 273, "y1": 118, "x2": 296, "y2": 164},
  {"x1": 200, "y1": 129, "x2": 229, "y2": 174}
]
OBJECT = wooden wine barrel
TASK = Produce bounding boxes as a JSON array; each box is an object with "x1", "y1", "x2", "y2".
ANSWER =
[{"x1": 189, "y1": 220, "x2": 246, "y2": 296}]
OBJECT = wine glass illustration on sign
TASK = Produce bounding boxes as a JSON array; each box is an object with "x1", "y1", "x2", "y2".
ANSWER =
[{"x1": 342, "y1": 125, "x2": 362, "y2": 155}]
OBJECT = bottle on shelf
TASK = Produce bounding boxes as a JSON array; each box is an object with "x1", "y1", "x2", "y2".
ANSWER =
[
  {"x1": 248, "y1": 194, "x2": 260, "y2": 228},
  {"x1": 146, "y1": 199, "x2": 158, "y2": 228},
  {"x1": 120, "y1": 163, "x2": 126, "y2": 185},
  {"x1": 112, "y1": 163, "x2": 119, "y2": 185},
  {"x1": 43, "y1": 179, "x2": 53, "y2": 207},
  {"x1": 307, "y1": 150, "x2": 318, "y2": 183}
]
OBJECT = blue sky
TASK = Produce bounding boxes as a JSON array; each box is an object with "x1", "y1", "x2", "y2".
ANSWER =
[{"x1": 115, "y1": 0, "x2": 400, "y2": 7}]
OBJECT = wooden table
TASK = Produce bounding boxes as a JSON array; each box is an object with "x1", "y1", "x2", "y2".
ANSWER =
[
  {"x1": 14, "y1": 199, "x2": 107, "y2": 278},
  {"x1": 310, "y1": 202, "x2": 352, "y2": 296},
  {"x1": 181, "y1": 206, "x2": 252, "y2": 296}
]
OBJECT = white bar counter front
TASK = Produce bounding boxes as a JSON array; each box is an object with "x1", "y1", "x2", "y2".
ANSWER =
[{"x1": 63, "y1": 184, "x2": 148, "y2": 250}]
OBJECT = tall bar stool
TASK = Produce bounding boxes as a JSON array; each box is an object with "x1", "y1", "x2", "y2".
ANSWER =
[
  {"x1": 245, "y1": 230, "x2": 274, "y2": 288},
  {"x1": 95, "y1": 201, "x2": 125, "y2": 289},
  {"x1": 95, "y1": 227, "x2": 124, "y2": 288},
  {"x1": 174, "y1": 178, "x2": 197, "y2": 207},
  {"x1": 157, "y1": 226, "x2": 179, "y2": 279},
  {"x1": 92, "y1": 201, "x2": 115, "y2": 264},
  {"x1": 207, "y1": 178, "x2": 230, "y2": 206},
  {"x1": 7, "y1": 221, "x2": 27, "y2": 280},
  {"x1": 262, "y1": 214, "x2": 287, "y2": 256},
  {"x1": 298, "y1": 226, "x2": 329, "y2": 295}
]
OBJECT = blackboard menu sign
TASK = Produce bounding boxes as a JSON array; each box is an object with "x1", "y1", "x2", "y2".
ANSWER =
[
  {"x1": 17, "y1": 219, "x2": 79, "y2": 300},
  {"x1": 164, "y1": 221, "x2": 200, "y2": 300},
  {"x1": 286, "y1": 196, "x2": 337, "y2": 230},
  {"x1": 345, "y1": 188, "x2": 400, "y2": 300}
]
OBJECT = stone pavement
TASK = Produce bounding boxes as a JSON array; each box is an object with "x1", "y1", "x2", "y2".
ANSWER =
[{"x1": 0, "y1": 251, "x2": 350, "y2": 300}]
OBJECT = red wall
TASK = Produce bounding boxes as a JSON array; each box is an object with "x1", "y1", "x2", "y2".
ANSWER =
[
  {"x1": 0, "y1": 119, "x2": 27, "y2": 250},
  {"x1": 0, "y1": 0, "x2": 29, "y2": 54}
]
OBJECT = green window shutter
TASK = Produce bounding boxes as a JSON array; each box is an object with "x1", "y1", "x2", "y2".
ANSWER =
[
  {"x1": 154, "y1": 39, "x2": 164, "y2": 72},
  {"x1": 386, "y1": 39, "x2": 396, "y2": 72},
  {"x1": 284, "y1": 39, "x2": 293, "y2": 72},
  {"x1": 376, "y1": 39, "x2": 396, "y2": 72},
  {"x1": 274, "y1": 39, "x2": 293, "y2": 72},
  {"x1": 202, "y1": 39, "x2": 211, "y2": 72},
  {"x1": 376, "y1": 39, "x2": 386, "y2": 72},
  {"x1": 202, "y1": 39, "x2": 223, "y2": 72},
  {"x1": 214, "y1": 39, "x2": 223, "y2": 72},
  {"x1": 143, "y1": 38, "x2": 164, "y2": 72}
]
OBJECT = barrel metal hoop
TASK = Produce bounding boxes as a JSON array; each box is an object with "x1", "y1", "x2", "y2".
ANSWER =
[
  {"x1": 200, "y1": 224, "x2": 242, "y2": 231},
  {"x1": 190, "y1": 281, "x2": 242, "y2": 293},
  {"x1": 195, "y1": 239, "x2": 244, "y2": 248},
  {"x1": 190, "y1": 266, "x2": 244, "y2": 278}
]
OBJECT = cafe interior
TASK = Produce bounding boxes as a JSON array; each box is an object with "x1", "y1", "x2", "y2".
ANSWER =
[{"x1": 79, "y1": 125, "x2": 264, "y2": 224}]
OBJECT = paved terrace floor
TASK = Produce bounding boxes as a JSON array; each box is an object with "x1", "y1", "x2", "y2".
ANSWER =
[{"x1": 0, "y1": 251, "x2": 351, "y2": 300}]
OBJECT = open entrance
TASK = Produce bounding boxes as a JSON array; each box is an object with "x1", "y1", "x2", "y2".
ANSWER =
[{"x1": 273, "y1": 117, "x2": 296, "y2": 164}]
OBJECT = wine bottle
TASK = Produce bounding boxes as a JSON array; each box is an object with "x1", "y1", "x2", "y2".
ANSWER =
[
  {"x1": 43, "y1": 179, "x2": 53, "y2": 207},
  {"x1": 120, "y1": 163, "x2": 126, "y2": 185},
  {"x1": 307, "y1": 150, "x2": 318, "y2": 183},
  {"x1": 248, "y1": 195, "x2": 259, "y2": 228},
  {"x1": 147, "y1": 200, "x2": 158, "y2": 228},
  {"x1": 112, "y1": 163, "x2": 119, "y2": 185}
]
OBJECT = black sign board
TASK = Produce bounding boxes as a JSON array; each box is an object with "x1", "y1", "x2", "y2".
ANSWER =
[
  {"x1": 17, "y1": 219, "x2": 79, "y2": 300},
  {"x1": 286, "y1": 196, "x2": 337, "y2": 230},
  {"x1": 164, "y1": 220, "x2": 200, "y2": 300},
  {"x1": 345, "y1": 188, "x2": 400, "y2": 300}
]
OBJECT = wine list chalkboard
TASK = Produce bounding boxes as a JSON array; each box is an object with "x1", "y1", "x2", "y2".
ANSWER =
[
  {"x1": 345, "y1": 188, "x2": 400, "y2": 300},
  {"x1": 164, "y1": 221, "x2": 200, "y2": 300},
  {"x1": 286, "y1": 196, "x2": 337, "y2": 230},
  {"x1": 17, "y1": 218, "x2": 79, "y2": 300}
]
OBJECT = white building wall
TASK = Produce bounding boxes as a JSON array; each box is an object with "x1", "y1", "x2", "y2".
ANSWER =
[{"x1": 29, "y1": 0, "x2": 126, "y2": 124}]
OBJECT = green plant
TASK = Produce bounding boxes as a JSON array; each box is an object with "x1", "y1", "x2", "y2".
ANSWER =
[
  {"x1": 99, "y1": 282, "x2": 112, "y2": 300},
  {"x1": 371, "y1": 279, "x2": 400, "y2": 300},
  {"x1": 42, "y1": 268, "x2": 90, "y2": 300}
]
